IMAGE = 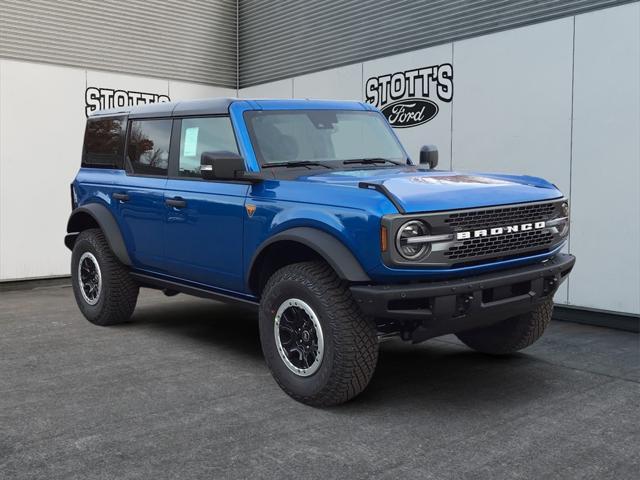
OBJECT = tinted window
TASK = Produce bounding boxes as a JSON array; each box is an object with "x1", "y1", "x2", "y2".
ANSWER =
[
  {"x1": 83, "y1": 117, "x2": 125, "y2": 168},
  {"x1": 178, "y1": 117, "x2": 238, "y2": 177},
  {"x1": 127, "y1": 119, "x2": 172, "y2": 175}
]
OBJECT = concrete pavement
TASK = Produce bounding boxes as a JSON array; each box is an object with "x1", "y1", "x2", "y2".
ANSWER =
[{"x1": 1, "y1": 284, "x2": 638, "y2": 479}]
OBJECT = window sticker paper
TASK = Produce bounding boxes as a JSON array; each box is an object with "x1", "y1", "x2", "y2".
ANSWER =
[{"x1": 183, "y1": 127, "x2": 199, "y2": 157}]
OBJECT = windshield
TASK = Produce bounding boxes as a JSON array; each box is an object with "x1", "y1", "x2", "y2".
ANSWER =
[{"x1": 244, "y1": 110, "x2": 407, "y2": 166}]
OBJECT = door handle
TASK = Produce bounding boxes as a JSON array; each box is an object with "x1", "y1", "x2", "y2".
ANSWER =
[
  {"x1": 113, "y1": 192, "x2": 129, "y2": 202},
  {"x1": 165, "y1": 197, "x2": 187, "y2": 208}
]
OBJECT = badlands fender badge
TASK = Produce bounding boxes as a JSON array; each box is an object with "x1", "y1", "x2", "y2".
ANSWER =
[
  {"x1": 456, "y1": 221, "x2": 546, "y2": 240},
  {"x1": 245, "y1": 204, "x2": 256, "y2": 218}
]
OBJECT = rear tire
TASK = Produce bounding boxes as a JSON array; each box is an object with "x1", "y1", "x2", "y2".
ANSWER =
[
  {"x1": 71, "y1": 228, "x2": 139, "y2": 326},
  {"x1": 259, "y1": 261, "x2": 378, "y2": 406},
  {"x1": 456, "y1": 300, "x2": 554, "y2": 354}
]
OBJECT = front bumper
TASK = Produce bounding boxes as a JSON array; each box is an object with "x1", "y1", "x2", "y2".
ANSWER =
[{"x1": 350, "y1": 253, "x2": 575, "y2": 342}]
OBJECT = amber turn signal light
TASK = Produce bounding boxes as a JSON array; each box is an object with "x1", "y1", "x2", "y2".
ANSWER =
[{"x1": 381, "y1": 226, "x2": 388, "y2": 252}]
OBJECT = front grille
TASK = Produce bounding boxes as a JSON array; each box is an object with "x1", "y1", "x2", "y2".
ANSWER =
[
  {"x1": 444, "y1": 202, "x2": 557, "y2": 230},
  {"x1": 443, "y1": 201, "x2": 560, "y2": 262},
  {"x1": 445, "y1": 229, "x2": 554, "y2": 260},
  {"x1": 382, "y1": 198, "x2": 566, "y2": 268}
]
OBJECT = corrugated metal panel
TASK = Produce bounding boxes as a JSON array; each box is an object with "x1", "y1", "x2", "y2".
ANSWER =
[
  {"x1": 239, "y1": 0, "x2": 633, "y2": 87},
  {"x1": 0, "y1": 0, "x2": 237, "y2": 88}
]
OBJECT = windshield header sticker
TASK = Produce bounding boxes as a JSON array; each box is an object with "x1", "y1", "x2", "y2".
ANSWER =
[{"x1": 183, "y1": 127, "x2": 199, "y2": 157}]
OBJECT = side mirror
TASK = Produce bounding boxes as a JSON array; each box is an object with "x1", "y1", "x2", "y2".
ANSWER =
[
  {"x1": 419, "y1": 145, "x2": 438, "y2": 169},
  {"x1": 200, "y1": 151, "x2": 247, "y2": 181}
]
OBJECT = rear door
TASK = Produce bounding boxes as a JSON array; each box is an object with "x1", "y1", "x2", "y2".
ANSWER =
[
  {"x1": 163, "y1": 116, "x2": 248, "y2": 292},
  {"x1": 111, "y1": 118, "x2": 172, "y2": 272}
]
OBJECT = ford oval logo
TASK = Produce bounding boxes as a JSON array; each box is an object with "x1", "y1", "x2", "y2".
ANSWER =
[{"x1": 381, "y1": 98, "x2": 439, "y2": 128}]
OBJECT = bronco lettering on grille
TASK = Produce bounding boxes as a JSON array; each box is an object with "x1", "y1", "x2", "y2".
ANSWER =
[{"x1": 456, "y1": 221, "x2": 546, "y2": 240}]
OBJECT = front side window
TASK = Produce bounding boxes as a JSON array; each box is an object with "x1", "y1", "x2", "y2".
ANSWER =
[
  {"x1": 126, "y1": 119, "x2": 172, "y2": 175},
  {"x1": 83, "y1": 116, "x2": 125, "y2": 168},
  {"x1": 178, "y1": 117, "x2": 238, "y2": 177},
  {"x1": 244, "y1": 110, "x2": 407, "y2": 166}
]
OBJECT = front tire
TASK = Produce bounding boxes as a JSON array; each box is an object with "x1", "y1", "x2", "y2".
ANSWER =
[
  {"x1": 259, "y1": 261, "x2": 379, "y2": 406},
  {"x1": 71, "y1": 228, "x2": 139, "y2": 326},
  {"x1": 456, "y1": 300, "x2": 554, "y2": 354}
]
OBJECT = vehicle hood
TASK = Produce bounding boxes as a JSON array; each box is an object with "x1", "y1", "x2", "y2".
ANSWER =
[{"x1": 298, "y1": 167, "x2": 563, "y2": 213}]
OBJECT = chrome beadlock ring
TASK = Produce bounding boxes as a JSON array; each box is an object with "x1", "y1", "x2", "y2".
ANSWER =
[
  {"x1": 78, "y1": 252, "x2": 102, "y2": 306},
  {"x1": 274, "y1": 298, "x2": 324, "y2": 377}
]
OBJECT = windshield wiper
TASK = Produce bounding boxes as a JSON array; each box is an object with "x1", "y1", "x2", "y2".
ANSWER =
[
  {"x1": 262, "y1": 160, "x2": 333, "y2": 169},
  {"x1": 342, "y1": 158, "x2": 405, "y2": 166}
]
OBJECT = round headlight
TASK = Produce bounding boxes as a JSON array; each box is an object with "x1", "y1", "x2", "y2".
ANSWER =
[{"x1": 396, "y1": 220, "x2": 429, "y2": 260}]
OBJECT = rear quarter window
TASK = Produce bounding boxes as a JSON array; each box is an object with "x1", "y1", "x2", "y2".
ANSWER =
[
  {"x1": 82, "y1": 116, "x2": 126, "y2": 168},
  {"x1": 126, "y1": 119, "x2": 172, "y2": 176}
]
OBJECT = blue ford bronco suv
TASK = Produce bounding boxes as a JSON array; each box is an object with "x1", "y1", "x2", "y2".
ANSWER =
[{"x1": 66, "y1": 98, "x2": 575, "y2": 406}]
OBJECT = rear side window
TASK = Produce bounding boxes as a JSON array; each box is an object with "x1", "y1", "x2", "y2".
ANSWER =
[
  {"x1": 82, "y1": 116, "x2": 125, "y2": 168},
  {"x1": 126, "y1": 119, "x2": 172, "y2": 176}
]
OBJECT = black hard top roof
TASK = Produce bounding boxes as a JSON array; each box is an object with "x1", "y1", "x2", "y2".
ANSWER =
[
  {"x1": 88, "y1": 97, "x2": 372, "y2": 119},
  {"x1": 89, "y1": 97, "x2": 237, "y2": 118}
]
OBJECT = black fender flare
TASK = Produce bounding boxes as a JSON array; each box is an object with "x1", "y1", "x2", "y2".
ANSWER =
[
  {"x1": 65, "y1": 203, "x2": 132, "y2": 266},
  {"x1": 248, "y1": 227, "x2": 371, "y2": 289}
]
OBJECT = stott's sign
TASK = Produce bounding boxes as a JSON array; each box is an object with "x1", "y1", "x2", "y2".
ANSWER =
[
  {"x1": 380, "y1": 98, "x2": 438, "y2": 128},
  {"x1": 365, "y1": 63, "x2": 453, "y2": 128},
  {"x1": 85, "y1": 87, "x2": 170, "y2": 117}
]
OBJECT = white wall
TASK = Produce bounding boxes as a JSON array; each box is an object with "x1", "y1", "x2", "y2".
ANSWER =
[
  {"x1": 168, "y1": 81, "x2": 235, "y2": 101},
  {"x1": 238, "y1": 3, "x2": 640, "y2": 316},
  {"x1": 0, "y1": 60, "x2": 86, "y2": 281},
  {"x1": 239, "y1": 79, "x2": 292, "y2": 98},
  {"x1": 293, "y1": 64, "x2": 362, "y2": 101},
  {"x1": 451, "y1": 18, "x2": 574, "y2": 194},
  {"x1": 569, "y1": 2, "x2": 640, "y2": 314},
  {"x1": 0, "y1": 58, "x2": 235, "y2": 281}
]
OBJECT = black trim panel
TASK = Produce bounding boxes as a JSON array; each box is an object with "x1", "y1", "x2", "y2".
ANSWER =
[
  {"x1": 358, "y1": 181, "x2": 406, "y2": 213},
  {"x1": 248, "y1": 227, "x2": 371, "y2": 288},
  {"x1": 130, "y1": 272, "x2": 259, "y2": 310},
  {"x1": 65, "y1": 204, "x2": 132, "y2": 266},
  {"x1": 350, "y1": 253, "x2": 576, "y2": 342}
]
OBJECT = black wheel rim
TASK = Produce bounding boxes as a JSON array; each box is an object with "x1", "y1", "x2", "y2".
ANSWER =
[
  {"x1": 274, "y1": 299, "x2": 324, "y2": 376},
  {"x1": 78, "y1": 252, "x2": 102, "y2": 305}
]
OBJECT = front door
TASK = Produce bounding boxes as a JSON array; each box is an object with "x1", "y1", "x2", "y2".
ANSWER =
[{"x1": 163, "y1": 116, "x2": 248, "y2": 292}]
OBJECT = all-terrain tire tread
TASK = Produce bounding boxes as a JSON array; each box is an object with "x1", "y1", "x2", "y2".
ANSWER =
[
  {"x1": 455, "y1": 300, "x2": 554, "y2": 355},
  {"x1": 72, "y1": 229, "x2": 138, "y2": 326},
  {"x1": 261, "y1": 261, "x2": 378, "y2": 406}
]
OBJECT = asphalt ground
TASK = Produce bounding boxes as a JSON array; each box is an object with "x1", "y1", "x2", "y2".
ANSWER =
[{"x1": 1, "y1": 284, "x2": 638, "y2": 479}]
